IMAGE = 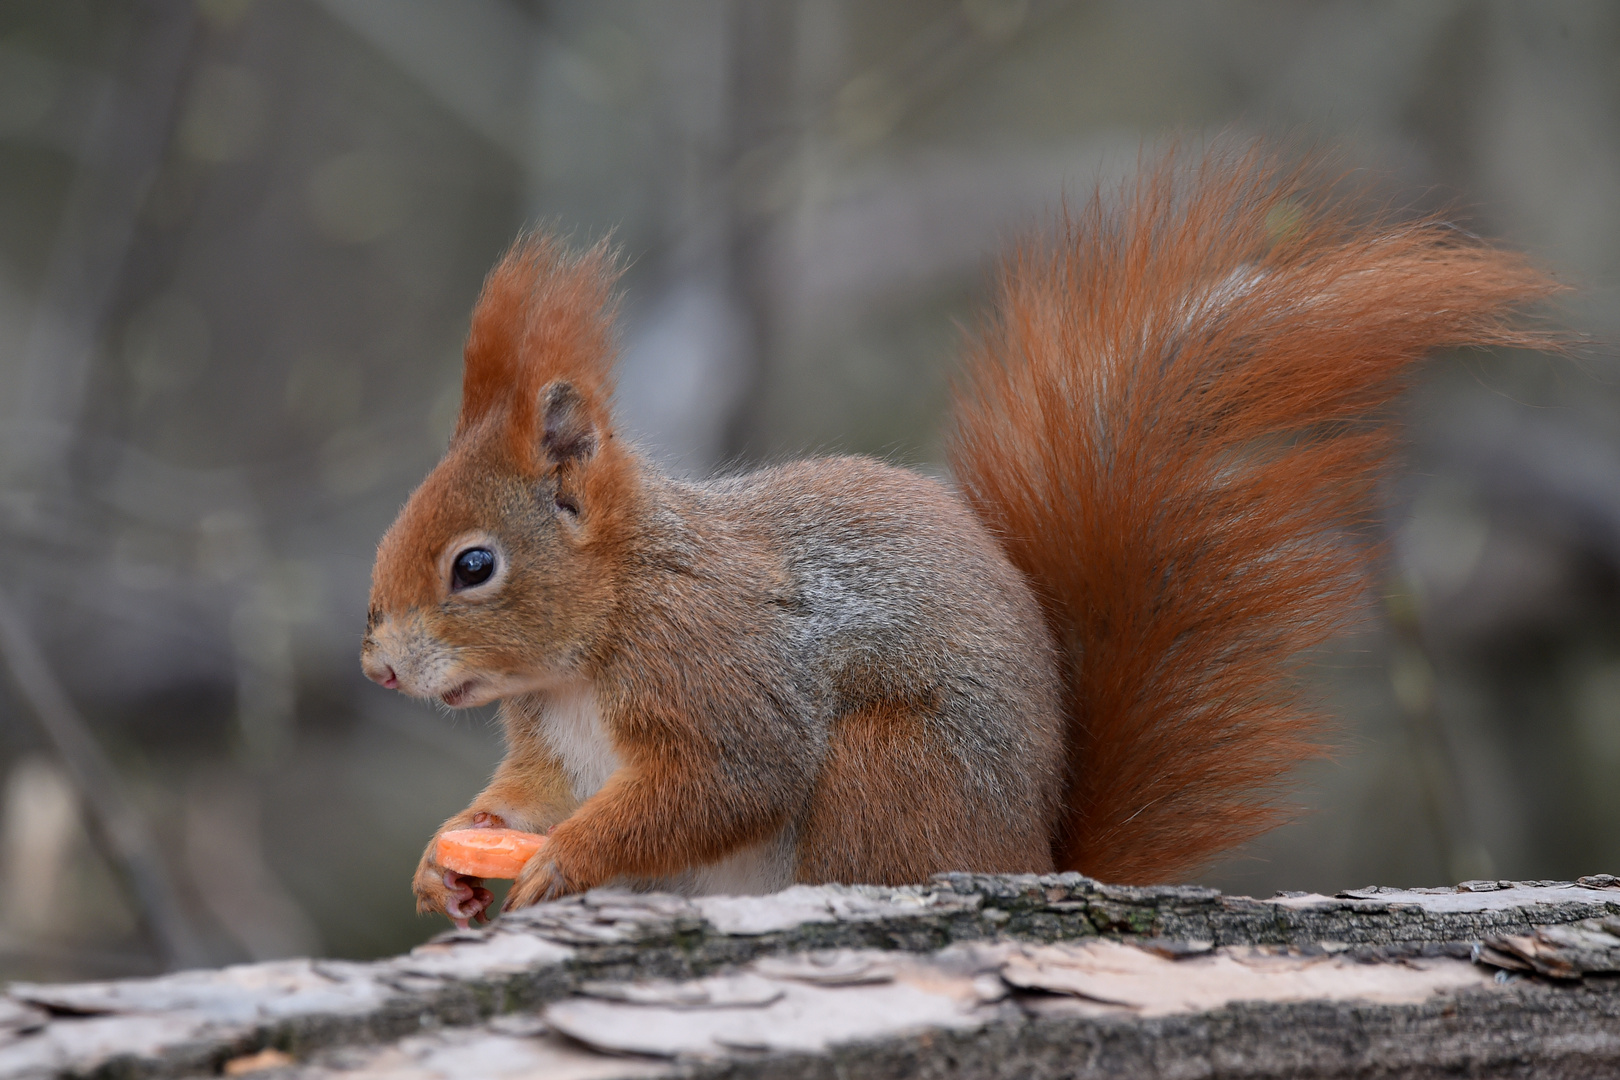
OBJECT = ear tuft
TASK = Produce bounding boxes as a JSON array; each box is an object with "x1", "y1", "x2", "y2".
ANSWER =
[
  {"x1": 541, "y1": 381, "x2": 598, "y2": 463},
  {"x1": 458, "y1": 233, "x2": 621, "y2": 449}
]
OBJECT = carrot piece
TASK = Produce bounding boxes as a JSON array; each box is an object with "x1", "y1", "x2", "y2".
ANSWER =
[{"x1": 435, "y1": 828, "x2": 547, "y2": 879}]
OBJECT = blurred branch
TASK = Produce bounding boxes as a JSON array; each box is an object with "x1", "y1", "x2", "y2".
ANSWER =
[
  {"x1": 809, "y1": 0, "x2": 1079, "y2": 152},
  {"x1": 0, "y1": 588, "x2": 207, "y2": 971},
  {"x1": 5, "y1": 0, "x2": 198, "y2": 492},
  {"x1": 717, "y1": 0, "x2": 798, "y2": 462},
  {"x1": 310, "y1": 0, "x2": 538, "y2": 162},
  {"x1": 716, "y1": 0, "x2": 1081, "y2": 461},
  {"x1": 1385, "y1": 585, "x2": 1488, "y2": 882}
]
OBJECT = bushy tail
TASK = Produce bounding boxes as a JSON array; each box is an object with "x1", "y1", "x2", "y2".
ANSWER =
[{"x1": 948, "y1": 143, "x2": 1563, "y2": 883}]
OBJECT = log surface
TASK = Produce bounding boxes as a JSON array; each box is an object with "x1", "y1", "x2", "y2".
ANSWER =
[{"x1": 2, "y1": 874, "x2": 1618, "y2": 1079}]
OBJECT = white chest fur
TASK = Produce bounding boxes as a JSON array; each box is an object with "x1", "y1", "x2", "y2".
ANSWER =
[
  {"x1": 533, "y1": 680, "x2": 622, "y2": 802},
  {"x1": 525, "y1": 680, "x2": 795, "y2": 897}
]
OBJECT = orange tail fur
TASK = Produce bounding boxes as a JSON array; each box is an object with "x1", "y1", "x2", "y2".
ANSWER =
[{"x1": 949, "y1": 144, "x2": 1563, "y2": 884}]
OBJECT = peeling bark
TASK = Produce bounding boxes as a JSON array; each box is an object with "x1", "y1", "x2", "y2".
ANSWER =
[{"x1": 2, "y1": 875, "x2": 1617, "y2": 1079}]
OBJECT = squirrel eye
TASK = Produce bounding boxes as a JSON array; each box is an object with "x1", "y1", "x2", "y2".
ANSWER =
[{"x1": 451, "y1": 547, "x2": 496, "y2": 589}]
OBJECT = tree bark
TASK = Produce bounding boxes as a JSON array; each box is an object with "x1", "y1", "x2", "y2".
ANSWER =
[{"x1": 3, "y1": 875, "x2": 1618, "y2": 1079}]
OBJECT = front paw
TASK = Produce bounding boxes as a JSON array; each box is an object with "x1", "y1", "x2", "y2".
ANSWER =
[
  {"x1": 503, "y1": 855, "x2": 578, "y2": 911},
  {"x1": 414, "y1": 862, "x2": 494, "y2": 929}
]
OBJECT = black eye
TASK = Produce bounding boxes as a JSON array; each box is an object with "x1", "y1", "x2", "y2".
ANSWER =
[{"x1": 451, "y1": 547, "x2": 496, "y2": 589}]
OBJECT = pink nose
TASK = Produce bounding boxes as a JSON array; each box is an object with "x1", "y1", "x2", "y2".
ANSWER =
[{"x1": 368, "y1": 664, "x2": 399, "y2": 689}]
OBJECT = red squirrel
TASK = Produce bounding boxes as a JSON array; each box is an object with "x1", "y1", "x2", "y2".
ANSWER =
[{"x1": 361, "y1": 145, "x2": 1560, "y2": 926}]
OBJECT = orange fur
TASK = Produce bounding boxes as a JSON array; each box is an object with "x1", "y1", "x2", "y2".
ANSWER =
[
  {"x1": 458, "y1": 234, "x2": 619, "y2": 466},
  {"x1": 948, "y1": 144, "x2": 1563, "y2": 883},
  {"x1": 795, "y1": 702, "x2": 1050, "y2": 884}
]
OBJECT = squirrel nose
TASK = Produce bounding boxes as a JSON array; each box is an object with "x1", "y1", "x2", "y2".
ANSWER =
[{"x1": 366, "y1": 662, "x2": 399, "y2": 689}]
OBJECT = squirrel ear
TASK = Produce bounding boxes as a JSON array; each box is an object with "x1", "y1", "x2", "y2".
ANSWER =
[{"x1": 540, "y1": 381, "x2": 598, "y2": 464}]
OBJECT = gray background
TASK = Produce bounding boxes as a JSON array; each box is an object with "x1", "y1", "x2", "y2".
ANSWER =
[{"x1": 0, "y1": 0, "x2": 1616, "y2": 981}]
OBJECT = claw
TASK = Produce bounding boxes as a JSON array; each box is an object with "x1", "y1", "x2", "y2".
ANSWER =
[
  {"x1": 421, "y1": 813, "x2": 509, "y2": 929},
  {"x1": 504, "y1": 858, "x2": 569, "y2": 911},
  {"x1": 441, "y1": 869, "x2": 494, "y2": 926}
]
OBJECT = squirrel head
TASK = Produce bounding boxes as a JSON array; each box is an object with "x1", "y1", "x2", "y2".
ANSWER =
[{"x1": 361, "y1": 234, "x2": 631, "y2": 707}]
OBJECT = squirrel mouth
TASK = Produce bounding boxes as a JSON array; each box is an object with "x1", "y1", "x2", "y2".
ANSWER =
[{"x1": 441, "y1": 680, "x2": 477, "y2": 707}]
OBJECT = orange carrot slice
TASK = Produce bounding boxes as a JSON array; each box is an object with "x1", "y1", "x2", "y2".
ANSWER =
[{"x1": 435, "y1": 828, "x2": 546, "y2": 879}]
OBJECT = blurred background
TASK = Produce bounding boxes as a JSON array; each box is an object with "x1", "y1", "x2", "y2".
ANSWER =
[{"x1": 1, "y1": 0, "x2": 1617, "y2": 982}]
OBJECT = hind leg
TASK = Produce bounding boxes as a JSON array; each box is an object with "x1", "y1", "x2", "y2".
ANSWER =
[{"x1": 795, "y1": 701, "x2": 1053, "y2": 885}]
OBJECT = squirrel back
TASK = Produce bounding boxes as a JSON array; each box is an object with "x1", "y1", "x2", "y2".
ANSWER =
[{"x1": 949, "y1": 144, "x2": 1562, "y2": 882}]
